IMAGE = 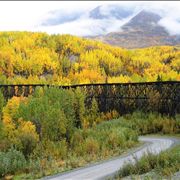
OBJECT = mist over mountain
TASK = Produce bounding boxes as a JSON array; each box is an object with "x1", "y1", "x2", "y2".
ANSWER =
[
  {"x1": 40, "y1": 3, "x2": 180, "y2": 40},
  {"x1": 0, "y1": 1, "x2": 179, "y2": 48},
  {"x1": 92, "y1": 10, "x2": 180, "y2": 48},
  {"x1": 40, "y1": 4, "x2": 136, "y2": 36},
  {"x1": 42, "y1": 4, "x2": 135, "y2": 25}
]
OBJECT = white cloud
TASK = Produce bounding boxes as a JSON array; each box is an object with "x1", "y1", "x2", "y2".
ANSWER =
[
  {"x1": 159, "y1": 18, "x2": 180, "y2": 35},
  {"x1": 36, "y1": 16, "x2": 133, "y2": 36},
  {"x1": 0, "y1": 1, "x2": 180, "y2": 36},
  {"x1": 0, "y1": 1, "x2": 101, "y2": 30}
]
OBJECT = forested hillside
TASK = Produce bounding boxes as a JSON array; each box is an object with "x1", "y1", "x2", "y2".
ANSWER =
[{"x1": 0, "y1": 32, "x2": 179, "y2": 85}]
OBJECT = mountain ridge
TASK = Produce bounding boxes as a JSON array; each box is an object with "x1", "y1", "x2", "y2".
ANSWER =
[{"x1": 92, "y1": 10, "x2": 180, "y2": 48}]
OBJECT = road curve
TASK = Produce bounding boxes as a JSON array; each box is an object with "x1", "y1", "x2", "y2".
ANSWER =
[{"x1": 43, "y1": 136, "x2": 179, "y2": 180}]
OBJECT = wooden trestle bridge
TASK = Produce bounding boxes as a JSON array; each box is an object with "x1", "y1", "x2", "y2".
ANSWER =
[{"x1": 0, "y1": 81, "x2": 179, "y2": 116}]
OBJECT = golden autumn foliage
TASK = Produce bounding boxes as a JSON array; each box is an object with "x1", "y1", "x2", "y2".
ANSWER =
[
  {"x1": 2, "y1": 96, "x2": 39, "y2": 147},
  {"x1": 18, "y1": 119, "x2": 39, "y2": 142},
  {"x1": 0, "y1": 32, "x2": 179, "y2": 85}
]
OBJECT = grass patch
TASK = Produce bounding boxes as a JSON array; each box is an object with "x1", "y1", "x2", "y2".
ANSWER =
[{"x1": 115, "y1": 144, "x2": 180, "y2": 178}]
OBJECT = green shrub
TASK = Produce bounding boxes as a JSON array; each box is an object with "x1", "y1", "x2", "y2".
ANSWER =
[
  {"x1": 0, "y1": 97, "x2": 9, "y2": 151},
  {"x1": 44, "y1": 140, "x2": 68, "y2": 160},
  {"x1": 70, "y1": 119, "x2": 138, "y2": 158},
  {"x1": 0, "y1": 91, "x2": 4, "y2": 119},
  {"x1": 28, "y1": 158, "x2": 41, "y2": 175},
  {"x1": 122, "y1": 111, "x2": 179, "y2": 135},
  {"x1": 117, "y1": 145, "x2": 180, "y2": 178},
  {"x1": 18, "y1": 133, "x2": 38, "y2": 158},
  {"x1": 0, "y1": 147, "x2": 27, "y2": 177}
]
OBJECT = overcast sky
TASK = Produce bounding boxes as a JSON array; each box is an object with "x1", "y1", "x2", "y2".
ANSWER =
[{"x1": 0, "y1": 1, "x2": 180, "y2": 36}]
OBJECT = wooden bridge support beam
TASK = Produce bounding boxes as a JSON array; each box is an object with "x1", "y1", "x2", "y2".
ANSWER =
[{"x1": 0, "y1": 81, "x2": 179, "y2": 116}]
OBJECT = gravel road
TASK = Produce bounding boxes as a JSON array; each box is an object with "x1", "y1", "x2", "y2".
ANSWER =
[{"x1": 43, "y1": 136, "x2": 179, "y2": 180}]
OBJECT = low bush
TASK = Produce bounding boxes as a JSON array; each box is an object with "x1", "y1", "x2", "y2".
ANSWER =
[
  {"x1": 70, "y1": 119, "x2": 138, "y2": 159},
  {"x1": 84, "y1": 137, "x2": 100, "y2": 155},
  {"x1": 0, "y1": 147, "x2": 27, "y2": 177},
  {"x1": 122, "y1": 111, "x2": 180, "y2": 135}
]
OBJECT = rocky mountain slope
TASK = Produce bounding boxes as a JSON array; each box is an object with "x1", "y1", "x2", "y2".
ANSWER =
[{"x1": 93, "y1": 10, "x2": 180, "y2": 48}]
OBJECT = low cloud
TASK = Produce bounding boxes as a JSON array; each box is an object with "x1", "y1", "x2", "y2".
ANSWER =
[
  {"x1": 36, "y1": 17, "x2": 132, "y2": 36},
  {"x1": 38, "y1": 3, "x2": 137, "y2": 36},
  {"x1": 158, "y1": 18, "x2": 180, "y2": 35},
  {"x1": 0, "y1": 1, "x2": 180, "y2": 36},
  {"x1": 38, "y1": 2, "x2": 180, "y2": 36}
]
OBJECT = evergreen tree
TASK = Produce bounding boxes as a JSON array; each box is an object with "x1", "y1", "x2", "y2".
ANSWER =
[
  {"x1": 89, "y1": 97, "x2": 99, "y2": 127},
  {"x1": 74, "y1": 88, "x2": 86, "y2": 128}
]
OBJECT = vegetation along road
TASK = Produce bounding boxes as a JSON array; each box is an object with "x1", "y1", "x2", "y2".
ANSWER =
[{"x1": 44, "y1": 136, "x2": 179, "y2": 180}]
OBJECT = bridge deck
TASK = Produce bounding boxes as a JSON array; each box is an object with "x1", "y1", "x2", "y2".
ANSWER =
[{"x1": 0, "y1": 81, "x2": 179, "y2": 116}]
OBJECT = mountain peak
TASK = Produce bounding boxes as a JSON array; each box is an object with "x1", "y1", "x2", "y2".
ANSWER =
[
  {"x1": 122, "y1": 10, "x2": 162, "y2": 30},
  {"x1": 89, "y1": 6, "x2": 107, "y2": 19},
  {"x1": 134, "y1": 10, "x2": 161, "y2": 22},
  {"x1": 120, "y1": 10, "x2": 169, "y2": 38},
  {"x1": 92, "y1": 9, "x2": 179, "y2": 49}
]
